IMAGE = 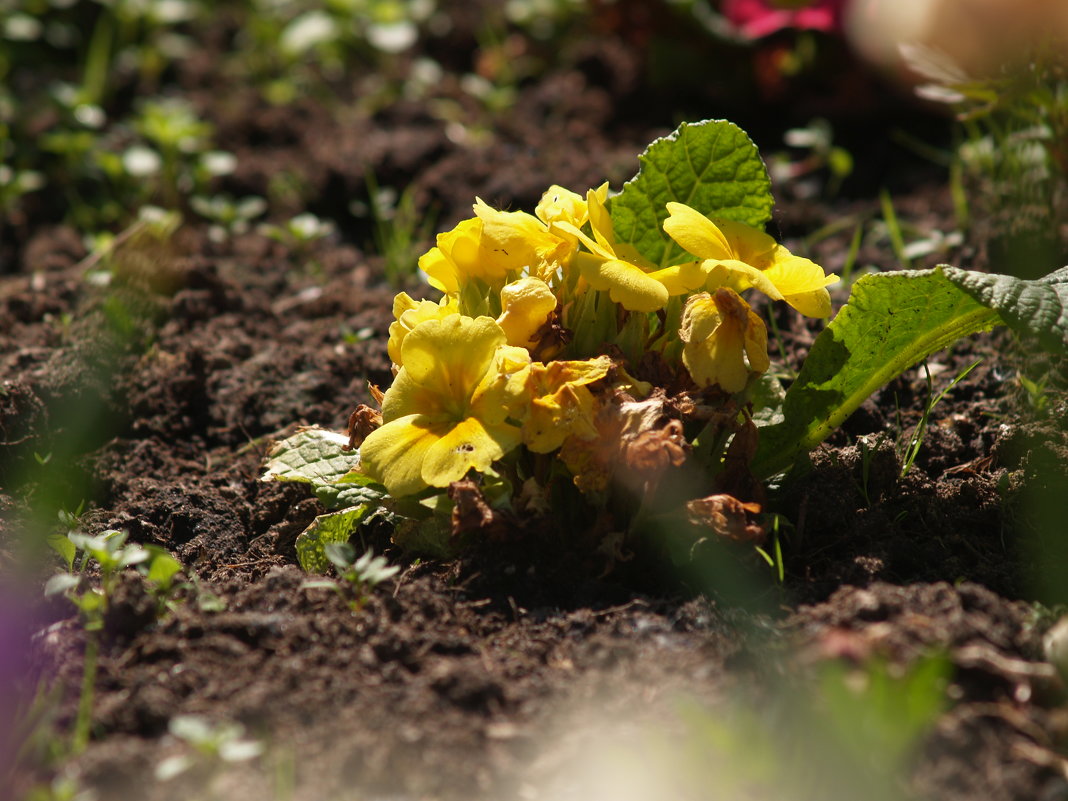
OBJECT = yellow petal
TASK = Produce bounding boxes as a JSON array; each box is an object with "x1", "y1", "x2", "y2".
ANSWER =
[
  {"x1": 713, "y1": 217, "x2": 779, "y2": 264},
  {"x1": 585, "y1": 185, "x2": 616, "y2": 251},
  {"x1": 681, "y1": 290, "x2": 761, "y2": 393},
  {"x1": 577, "y1": 255, "x2": 669, "y2": 312},
  {"x1": 399, "y1": 315, "x2": 505, "y2": 411},
  {"x1": 744, "y1": 309, "x2": 771, "y2": 374},
  {"x1": 418, "y1": 246, "x2": 460, "y2": 295},
  {"x1": 380, "y1": 369, "x2": 446, "y2": 422},
  {"x1": 474, "y1": 199, "x2": 570, "y2": 276},
  {"x1": 525, "y1": 386, "x2": 596, "y2": 453},
  {"x1": 438, "y1": 217, "x2": 483, "y2": 269},
  {"x1": 359, "y1": 413, "x2": 446, "y2": 496},
  {"x1": 647, "y1": 261, "x2": 706, "y2": 295},
  {"x1": 392, "y1": 292, "x2": 419, "y2": 318},
  {"x1": 496, "y1": 277, "x2": 558, "y2": 350},
  {"x1": 388, "y1": 294, "x2": 459, "y2": 367},
  {"x1": 556, "y1": 220, "x2": 611, "y2": 261},
  {"x1": 760, "y1": 250, "x2": 838, "y2": 317},
  {"x1": 471, "y1": 344, "x2": 532, "y2": 425},
  {"x1": 664, "y1": 202, "x2": 733, "y2": 259},
  {"x1": 535, "y1": 185, "x2": 588, "y2": 228},
  {"x1": 421, "y1": 416, "x2": 521, "y2": 487},
  {"x1": 702, "y1": 259, "x2": 784, "y2": 302}
]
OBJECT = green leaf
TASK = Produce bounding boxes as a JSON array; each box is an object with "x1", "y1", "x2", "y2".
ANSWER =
[
  {"x1": 316, "y1": 482, "x2": 388, "y2": 510},
  {"x1": 144, "y1": 546, "x2": 183, "y2": 588},
  {"x1": 610, "y1": 119, "x2": 773, "y2": 268},
  {"x1": 44, "y1": 573, "x2": 81, "y2": 597},
  {"x1": 262, "y1": 427, "x2": 360, "y2": 487},
  {"x1": 295, "y1": 507, "x2": 371, "y2": 573},
  {"x1": 942, "y1": 265, "x2": 1068, "y2": 355},
  {"x1": 749, "y1": 373, "x2": 786, "y2": 428},
  {"x1": 48, "y1": 534, "x2": 77, "y2": 571},
  {"x1": 753, "y1": 267, "x2": 1002, "y2": 478}
]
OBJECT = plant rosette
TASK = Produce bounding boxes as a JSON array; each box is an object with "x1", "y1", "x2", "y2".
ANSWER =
[{"x1": 263, "y1": 119, "x2": 1068, "y2": 574}]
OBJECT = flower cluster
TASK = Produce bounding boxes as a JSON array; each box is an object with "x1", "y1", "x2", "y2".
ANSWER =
[{"x1": 354, "y1": 185, "x2": 838, "y2": 499}]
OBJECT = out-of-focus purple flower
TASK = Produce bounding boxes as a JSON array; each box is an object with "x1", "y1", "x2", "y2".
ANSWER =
[
  {"x1": 723, "y1": 0, "x2": 849, "y2": 38},
  {"x1": 0, "y1": 585, "x2": 42, "y2": 784}
]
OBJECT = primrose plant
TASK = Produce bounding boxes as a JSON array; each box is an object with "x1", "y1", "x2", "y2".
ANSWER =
[{"x1": 264, "y1": 119, "x2": 1068, "y2": 571}]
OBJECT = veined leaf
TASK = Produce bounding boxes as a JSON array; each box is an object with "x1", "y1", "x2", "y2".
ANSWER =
[
  {"x1": 262, "y1": 427, "x2": 359, "y2": 487},
  {"x1": 295, "y1": 507, "x2": 372, "y2": 573},
  {"x1": 610, "y1": 119, "x2": 773, "y2": 268},
  {"x1": 753, "y1": 267, "x2": 1001, "y2": 478},
  {"x1": 943, "y1": 265, "x2": 1068, "y2": 355}
]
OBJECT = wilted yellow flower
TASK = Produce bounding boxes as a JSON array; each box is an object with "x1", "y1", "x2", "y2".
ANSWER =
[
  {"x1": 387, "y1": 293, "x2": 459, "y2": 367},
  {"x1": 496, "y1": 277, "x2": 558, "y2": 351},
  {"x1": 559, "y1": 189, "x2": 702, "y2": 313},
  {"x1": 680, "y1": 289, "x2": 770, "y2": 393},
  {"x1": 359, "y1": 315, "x2": 531, "y2": 496},
  {"x1": 515, "y1": 356, "x2": 613, "y2": 453},
  {"x1": 663, "y1": 202, "x2": 838, "y2": 317}
]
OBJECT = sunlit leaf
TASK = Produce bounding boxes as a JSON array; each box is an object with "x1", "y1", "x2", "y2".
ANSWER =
[
  {"x1": 610, "y1": 119, "x2": 773, "y2": 268},
  {"x1": 753, "y1": 267, "x2": 1002, "y2": 477},
  {"x1": 295, "y1": 507, "x2": 372, "y2": 573}
]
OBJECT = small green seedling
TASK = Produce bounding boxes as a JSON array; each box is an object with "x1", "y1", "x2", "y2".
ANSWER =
[
  {"x1": 259, "y1": 212, "x2": 334, "y2": 248},
  {"x1": 1018, "y1": 372, "x2": 1051, "y2": 415},
  {"x1": 301, "y1": 543, "x2": 399, "y2": 610},
  {"x1": 191, "y1": 194, "x2": 268, "y2": 242},
  {"x1": 360, "y1": 173, "x2": 437, "y2": 288},
  {"x1": 155, "y1": 714, "x2": 264, "y2": 782},
  {"x1": 45, "y1": 530, "x2": 148, "y2": 630},
  {"x1": 900, "y1": 358, "x2": 982, "y2": 477},
  {"x1": 43, "y1": 528, "x2": 182, "y2": 755}
]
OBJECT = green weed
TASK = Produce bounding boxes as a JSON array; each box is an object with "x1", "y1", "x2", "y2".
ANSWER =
[
  {"x1": 300, "y1": 543, "x2": 400, "y2": 611},
  {"x1": 900, "y1": 359, "x2": 982, "y2": 478}
]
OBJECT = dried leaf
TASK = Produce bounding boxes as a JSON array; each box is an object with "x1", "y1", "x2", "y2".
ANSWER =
[
  {"x1": 686, "y1": 493, "x2": 765, "y2": 544},
  {"x1": 345, "y1": 404, "x2": 383, "y2": 450}
]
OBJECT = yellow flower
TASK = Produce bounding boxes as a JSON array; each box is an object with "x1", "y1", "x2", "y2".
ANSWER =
[
  {"x1": 680, "y1": 289, "x2": 770, "y2": 393},
  {"x1": 663, "y1": 202, "x2": 838, "y2": 317},
  {"x1": 514, "y1": 356, "x2": 613, "y2": 453},
  {"x1": 496, "y1": 277, "x2": 558, "y2": 351},
  {"x1": 418, "y1": 200, "x2": 571, "y2": 296},
  {"x1": 387, "y1": 293, "x2": 459, "y2": 368},
  {"x1": 418, "y1": 217, "x2": 482, "y2": 296},
  {"x1": 558, "y1": 189, "x2": 702, "y2": 313},
  {"x1": 473, "y1": 199, "x2": 572, "y2": 280},
  {"x1": 359, "y1": 315, "x2": 531, "y2": 496},
  {"x1": 535, "y1": 182, "x2": 608, "y2": 231}
]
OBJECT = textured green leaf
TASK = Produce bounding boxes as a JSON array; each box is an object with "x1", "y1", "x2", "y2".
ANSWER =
[
  {"x1": 295, "y1": 507, "x2": 371, "y2": 573},
  {"x1": 316, "y1": 482, "x2": 388, "y2": 511},
  {"x1": 943, "y1": 265, "x2": 1068, "y2": 355},
  {"x1": 262, "y1": 427, "x2": 359, "y2": 486},
  {"x1": 753, "y1": 267, "x2": 1002, "y2": 478},
  {"x1": 610, "y1": 119, "x2": 773, "y2": 268}
]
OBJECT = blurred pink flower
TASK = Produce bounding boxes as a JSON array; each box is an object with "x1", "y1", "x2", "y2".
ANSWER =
[{"x1": 723, "y1": 0, "x2": 848, "y2": 38}]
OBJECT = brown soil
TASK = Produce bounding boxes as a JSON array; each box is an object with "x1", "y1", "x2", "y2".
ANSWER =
[{"x1": 3, "y1": 15, "x2": 1068, "y2": 801}]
